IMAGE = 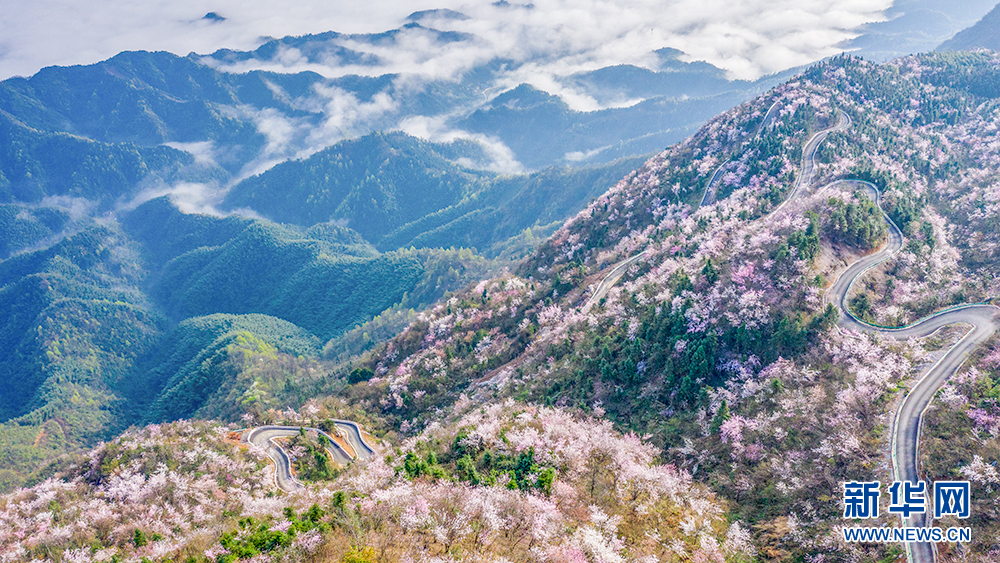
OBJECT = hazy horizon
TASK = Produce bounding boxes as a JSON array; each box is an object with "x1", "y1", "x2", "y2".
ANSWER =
[{"x1": 0, "y1": 0, "x2": 895, "y2": 83}]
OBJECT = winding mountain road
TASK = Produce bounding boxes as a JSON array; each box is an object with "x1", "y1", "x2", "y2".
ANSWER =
[
  {"x1": 699, "y1": 100, "x2": 783, "y2": 207},
  {"x1": 825, "y1": 181, "x2": 999, "y2": 563},
  {"x1": 595, "y1": 106, "x2": 997, "y2": 562},
  {"x1": 590, "y1": 101, "x2": 790, "y2": 307},
  {"x1": 592, "y1": 107, "x2": 846, "y2": 308},
  {"x1": 244, "y1": 421, "x2": 376, "y2": 492},
  {"x1": 771, "y1": 110, "x2": 851, "y2": 215},
  {"x1": 585, "y1": 250, "x2": 648, "y2": 308},
  {"x1": 698, "y1": 159, "x2": 731, "y2": 208}
]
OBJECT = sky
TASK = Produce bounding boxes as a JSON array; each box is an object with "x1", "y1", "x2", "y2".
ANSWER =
[
  {"x1": 0, "y1": 0, "x2": 902, "y2": 214},
  {"x1": 0, "y1": 0, "x2": 895, "y2": 82}
]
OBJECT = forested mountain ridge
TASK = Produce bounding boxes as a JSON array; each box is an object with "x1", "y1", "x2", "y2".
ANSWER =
[
  {"x1": 0, "y1": 37, "x2": 733, "y2": 489},
  {"x1": 0, "y1": 40, "x2": 781, "y2": 212},
  {"x1": 937, "y1": 2, "x2": 1000, "y2": 52},
  {"x1": 224, "y1": 130, "x2": 648, "y2": 254},
  {"x1": 0, "y1": 107, "x2": 192, "y2": 206},
  {"x1": 4, "y1": 19, "x2": 1000, "y2": 561},
  {"x1": 0, "y1": 50, "x2": 328, "y2": 176},
  {"x1": 199, "y1": 27, "x2": 790, "y2": 169},
  {"x1": 221, "y1": 132, "x2": 493, "y2": 236},
  {"x1": 0, "y1": 195, "x2": 497, "y2": 491},
  {"x1": 296, "y1": 52, "x2": 1000, "y2": 561}
]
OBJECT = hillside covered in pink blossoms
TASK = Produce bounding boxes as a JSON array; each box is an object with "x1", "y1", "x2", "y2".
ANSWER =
[
  {"x1": 0, "y1": 403, "x2": 757, "y2": 562},
  {"x1": 4, "y1": 50, "x2": 1000, "y2": 563}
]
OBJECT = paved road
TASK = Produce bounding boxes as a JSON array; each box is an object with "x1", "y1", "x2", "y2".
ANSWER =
[
  {"x1": 591, "y1": 106, "x2": 996, "y2": 562},
  {"x1": 595, "y1": 108, "x2": 847, "y2": 309},
  {"x1": 244, "y1": 422, "x2": 376, "y2": 492},
  {"x1": 585, "y1": 250, "x2": 648, "y2": 308},
  {"x1": 700, "y1": 100, "x2": 783, "y2": 207},
  {"x1": 330, "y1": 418, "x2": 377, "y2": 458},
  {"x1": 772, "y1": 110, "x2": 851, "y2": 215},
  {"x1": 699, "y1": 159, "x2": 731, "y2": 208},
  {"x1": 825, "y1": 181, "x2": 999, "y2": 563}
]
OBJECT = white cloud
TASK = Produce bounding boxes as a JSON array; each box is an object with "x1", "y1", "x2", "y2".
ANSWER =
[
  {"x1": 121, "y1": 84, "x2": 408, "y2": 216},
  {"x1": 305, "y1": 85, "x2": 400, "y2": 150},
  {"x1": 125, "y1": 181, "x2": 227, "y2": 216},
  {"x1": 0, "y1": 0, "x2": 414, "y2": 78},
  {"x1": 564, "y1": 148, "x2": 603, "y2": 162},
  {"x1": 163, "y1": 141, "x2": 218, "y2": 166},
  {"x1": 0, "y1": 0, "x2": 892, "y2": 83},
  {"x1": 210, "y1": 104, "x2": 314, "y2": 180},
  {"x1": 38, "y1": 195, "x2": 97, "y2": 222},
  {"x1": 228, "y1": 84, "x2": 402, "y2": 180},
  {"x1": 397, "y1": 114, "x2": 525, "y2": 174},
  {"x1": 0, "y1": 0, "x2": 894, "y2": 195}
]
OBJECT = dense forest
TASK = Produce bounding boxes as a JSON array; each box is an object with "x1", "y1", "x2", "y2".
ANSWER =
[
  {"x1": 3, "y1": 21, "x2": 1000, "y2": 562},
  {"x1": 0, "y1": 46, "x2": 690, "y2": 491},
  {"x1": 0, "y1": 195, "x2": 496, "y2": 490}
]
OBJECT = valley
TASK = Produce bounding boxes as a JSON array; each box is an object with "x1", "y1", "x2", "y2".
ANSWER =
[{"x1": 3, "y1": 8, "x2": 1000, "y2": 562}]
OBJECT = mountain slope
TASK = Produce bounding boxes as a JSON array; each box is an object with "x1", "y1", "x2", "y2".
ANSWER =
[
  {"x1": 846, "y1": 0, "x2": 997, "y2": 60},
  {"x1": 223, "y1": 129, "x2": 649, "y2": 254},
  {"x1": 0, "y1": 224, "x2": 167, "y2": 490},
  {"x1": 0, "y1": 51, "x2": 316, "y2": 168},
  {"x1": 458, "y1": 84, "x2": 759, "y2": 169},
  {"x1": 221, "y1": 132, "x2": 492, "y2": 238},
  {"x1": 314, "y1": 52, "x2": 1000, "y2": 560},
  {"x1": 0, "y1": 110, "x2": 190, "y2": 205},
  {"x1": 937, "y1": 2, "x2": 1000, "y2": 51},
  {"x1": 0, "y1": 194, "x2": 501, "y2": 491},
  {"x1": 152, "y1": 220, "x2": 423, "y2": 340},
  {"x1": 0, "y1": 204, "x2": 69, "y2": 259},
  {"x1": 138, "y1": 313, "x2": 322, "y2": 421}
]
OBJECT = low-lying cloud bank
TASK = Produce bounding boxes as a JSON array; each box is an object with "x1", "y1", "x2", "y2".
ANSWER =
[
  {"x1": 1, "y1": 0, "x2": 891, "y2": 82},
  {"x1": 0, "y1": 0, "x2": 897, "y2": 219}
]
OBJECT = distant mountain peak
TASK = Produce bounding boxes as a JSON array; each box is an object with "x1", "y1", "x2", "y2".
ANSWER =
[
  {"x1": 488, "y1": 83, "x2": 565, "y2": 111},
  {"x1": 405, "y1": 9, "x2": 470, "y2": 22},
  {"x1": 654, "y1": 47, "x2": 685, "y2": 61},
  {"x1": 492, "y1": 1, "x2": 535, "y2": 9},
  {"x1": 937, "y1": 2, "x2": 1000, "y2": 51}
]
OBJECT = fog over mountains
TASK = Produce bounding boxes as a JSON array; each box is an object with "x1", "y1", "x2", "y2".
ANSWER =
[
  {"x1": 2, "y1": 0, "x2": 993, "y2": 222},
  {"x1": 937, "y1": 1, "x2": 1000, "y2": 51},
  {"x1": 0, "y1": 0, "x2": 896, "y2": 81},
  {"x1": 3, "y1": 5, "x2": 1000, "y2": 562}
]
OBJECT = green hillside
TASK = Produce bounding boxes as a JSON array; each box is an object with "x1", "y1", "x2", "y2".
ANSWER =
[
  {"x1": 120, "y1": 196, "x2": 259, "y2": 267},
  {"x1": 380, "y1": 156, "x2": 647, "y2": 254},
  {"x1": 221, "y1": 131, "x2": 492, "y2": 237},
  {"x1": 140, "y1": 313, "x2": 322, "y2": 421},
  {"x1": 149, "y1": 218, "x2": 420, "y2": 340},
  {"x1": 0, "y1": 225, "x2": 165, "y2": 490},
  {"x1": 0, "y1": 51, "x2": 296, "y2": 164},
  {"x1": 224, "y1": 130, "x2": 647, "y2": 255},
  {"x1": 0, "y1": 204, "x2": 69, "y2": 258},
  {"x1": 0, "y1": 111, "x2": 190, "y2": 205},
  {"x1": 0, "y1": 194, "x2": 502, "y2": 490}
]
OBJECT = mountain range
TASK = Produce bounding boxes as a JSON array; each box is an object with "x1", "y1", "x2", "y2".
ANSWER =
[
  {"x1": 3, "y1": 4, "x2": 1000, "y2": 562},
  {"x1": 0, "y1": 32, "x2": 755, "y2": 491}
]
